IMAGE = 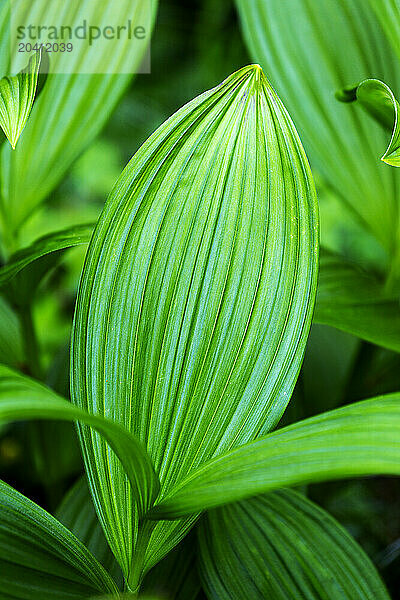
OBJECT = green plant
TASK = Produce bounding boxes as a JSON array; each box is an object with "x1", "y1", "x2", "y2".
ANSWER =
[{"x1": 0, "y1": 1, "x2": 400, "y2": 598}]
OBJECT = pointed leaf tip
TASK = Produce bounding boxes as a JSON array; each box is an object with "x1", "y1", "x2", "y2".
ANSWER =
[{"x1": 0, "y1": 50, "x2": 42, "y2": 149}]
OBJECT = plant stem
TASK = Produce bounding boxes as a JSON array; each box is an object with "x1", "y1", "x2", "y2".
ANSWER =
[{"x1": 19, "y1": 303, "x2": 43, "y2": 380}]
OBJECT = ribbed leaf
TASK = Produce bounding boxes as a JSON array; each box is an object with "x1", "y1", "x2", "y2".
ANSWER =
[
  {"x1": 198, "y1": 490, "x2": 390, "y2": 599},
  {"x1": 57, "y1": 479, "x2": 203, "y2": 599},
  {"x1": 337, "y1": 79, "x2": 400, "y2": 166},
  {"x1": 368, "y1": 0, "x2": 400, "y2": 60},
  {"x1": 0, "y1": 364, "x2": 159, "y2": 516},
  {"x1": 152, "y1": 394, "x2": 400, "y2": 518},
  {"x1": 56, "y1": 478, "x2": 122, "y2": 585},
  {"x1": 314, "y1": 250, "x2": 400, "y2": 351},
  {"x1": 0, "y1": 479, "x2": 118, "y2": 599},
  {"x1": 71, "y1": 64, "x2": 318, "y2": 588},
  {"x1": 235, "y1": 0, "x2": 400, "y2": 255},
  {"x1": 0, "y1": 50, "x2": 41, "y2": 149},
  {"x1": 0, "y1": 225, "x2": 93, "y2": 301},
  {"x1": 0, "y1": 0, "x2": 158, "y2": 233}
]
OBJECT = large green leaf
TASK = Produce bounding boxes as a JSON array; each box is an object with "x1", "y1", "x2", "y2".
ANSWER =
[
  {"x1": 337, "y1": 78, "x2": 400, "y2": 167},
  {"x1": 235, "y1": 0, "x2": 400, "y2": 258},
  {"x1": 198, "y1": 489, "x2": 390, "y2": 599},
  {"x1": 152, "y1": 394, "x2": 400, "y2": 518},
  {"x1": 314, "y1": 250, "x2": 400, "y2": 351},
  {"x1": 0, "y1": 0, "x2": 158, "y2": 235},
  {"x1": 0, "y1": 50, "x2": 41, "y2": 149},
  {"x1": 71, "y1": 64, "x2": 318, "y2": 588},
  {"x1": 368, "y1": 0, "x2": 400, "y2": 60},
  {"x1": 0, "y1": 364, "x2": 159, "y2": 516},
  {"x1": 0, "y1": 479, "x2": 118, "y2": 599}
]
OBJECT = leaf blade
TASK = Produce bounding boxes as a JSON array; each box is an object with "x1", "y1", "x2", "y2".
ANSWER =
[
  {"x1": 152, "y1": 394, "x2": 400, "y2": 518},
  {"x1": 199, "y1": 489, "x2": 390, "y2": 599},
  {"x1": 71, "y1": 64, "x2": 318, "y2": 584},
  {"x1": 0, "y1": 478, "x2": 118, "y2": 599}
]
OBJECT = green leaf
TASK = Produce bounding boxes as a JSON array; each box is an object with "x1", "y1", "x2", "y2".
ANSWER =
[
  {"x1": 0, "y1": 0, "x2": 158, "y2": 234},
  {"x1": 71, "y1": 64, "x2": 318, "y2": 587},
  {"x1": 0, "y1": 364, "x2": 159, "y2": 516},
  {"x1": 0, "y1": 295, "x2": 23, "y2": 366},
  {"x1": 152, "y1": 394, "x2": 400, "y2": 518},
  {"x1": 314, "y1": 250, "x2": 400, "y2": 351},
  {"x1": 0, "y1": 223, "x2": 93, "y2": 304},
  {"x1": 0, "y1": 50, "x2": 41, "y2": 149},
  {"x1": 0, "y1": 478, "x2": 118, "y2": 599},
  {"x1": 198, "y1": 489, "x2": 390, "y2": 599},
  {"x1": 367, "y1": 0, "x2": 400, "y2": 60},
  {"x1": 235, "y1": 0, "x2": 400, "y2": 256},
  {"x1": 56, "y1": 477, "x2": 122, "y2": 585},
  {"x1": 337, "y1": 78, "x2": 400, "y2": 167}
]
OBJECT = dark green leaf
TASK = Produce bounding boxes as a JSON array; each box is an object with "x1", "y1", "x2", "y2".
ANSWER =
[
  {"x1": 0, "y1": 364, "x2": 159, "y2": 518},
  {"x1": 71, "y1": 64, "x2": 318, "y2": 587},
  {"x1": 152, "y1": 394, "x2": 400, "y2": 518},
  {"x1": 0, "y1": 50, "x2": 41, "y2": 149},
  {"x1": 0, "y1": 478, "x2": 118, "y2": 599},
  {"x1": 199, "y1": 489, "x2": 390, "y2": 599}
]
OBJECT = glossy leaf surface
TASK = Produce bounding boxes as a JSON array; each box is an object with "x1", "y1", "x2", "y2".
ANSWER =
[
  {"x1": 153, "y1": 394, "x2": 400, "y2": 517},
  {"x1": 71, "y1": 64, "x2": 318, "y2": 586}
]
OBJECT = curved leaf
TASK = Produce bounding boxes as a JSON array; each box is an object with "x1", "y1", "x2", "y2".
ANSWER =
[
  {"x1": 199, "y1": 489, "x2": 390, "y2": 599},
  {"x1": 71, "y1": 64, "x2": 318, "y2": 587},
  {"x1": 0, "y1": 296, "x2": 23, "y2": 366},
  {"x1": 0, "y1": 50, "x2": 41, "y2": 149},
  {"x1": 315, "y1": 249, "x2": 400, "y2": 351},
  {"x1": 0, "y1": 0, "x2": 158, "y2": 233},
  {"x1": 337, "y1": 78, "x2": 400, "y2": 166},
  {"x1": 0, "y1": 364, "x2": 159, "y2": 517},
  {"x1": 235, "y1": 0, "x2": 400, "y2": 254},
  {"x1": 152, "y1": 394, "x2": 400, "y2": 518},
  {"x1": 56, "y1": 478, "x2": 122, "y2": 585},
  {"x1": 0, "y1": 223, "x2": 93, "y2": 286},
  {"x1": 0, "y1": 479, "x2": 118, "y2": 599}
]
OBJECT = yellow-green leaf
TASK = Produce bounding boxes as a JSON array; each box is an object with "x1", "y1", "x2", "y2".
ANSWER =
[
  {"x1": 0, "y1": 50, "x2": 41, "y2": 149},
  {"x1": 71, "y1": 64, "x2": 318, "y2": 589}
]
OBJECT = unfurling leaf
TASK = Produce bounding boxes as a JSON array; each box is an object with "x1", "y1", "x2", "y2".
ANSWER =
[
  {"x1": 198, "y1": 489, "x2": 390, "y2": 600},
  {"x1": 337, "y1": 79, "x2": 400, "y2": 167},
  {"x1": 0, "y1": 50, "x2": 41, "y2": 149},
  {"x1": 71, "y1": 64, "x2": 318, "y2": 588}
]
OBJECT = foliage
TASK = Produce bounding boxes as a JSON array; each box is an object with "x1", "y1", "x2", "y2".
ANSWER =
[{"x1": 0, "y1": 0, "x2": 400, "y2": 598}]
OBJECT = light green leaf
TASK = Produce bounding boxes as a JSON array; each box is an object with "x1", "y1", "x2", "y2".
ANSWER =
[
  {"x1": 235, "y1": 0, "x2": 400, "y2": 256},
  {"x1": 152, "y1": 394, "x2": 400, "y2": 518},
  {"x1": 0, "y1": 223, "x2": 93, "y2": 303},
  {"x1": 0, "y1": 0, "x2": 158, "y2": 234},
  {"x1": 198, "y1": 489, "x2": 390, "y2": 599},
  {"x1": 0, "y1": 478, "x2": 118, "y2": 599},
  {"x1": 368, "y1": 0, "x2": 400, "y2": 60},
  {"x1": 71, "y1": 64, "x2": 318, "y2": 588},
  {"x1": 314, "y1": 250, "x2": 400, "y2": 351},
  {"x1": 0, "y1": 50, "x2": 41, "y2": 149},
  {"x1": 0, "y1": 364, "x2": 159, "y2": 517},
  {"x1": 337, "y1": 78, "x2": 400, "y2": 167}
]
